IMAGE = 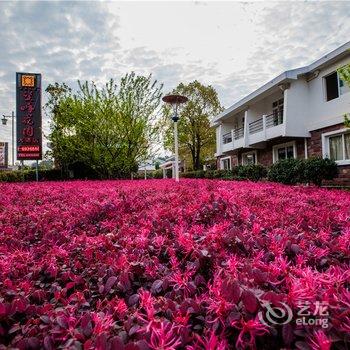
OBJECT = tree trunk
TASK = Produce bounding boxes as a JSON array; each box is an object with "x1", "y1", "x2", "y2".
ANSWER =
[
  {"x1": 190, "y1": 148, "x2": 196, "y2": 171},
  {"x1": 193, "y1": 145, "x2": 201, "y2": 170},
  {"x1": 194, "y1": 135, "x2": 201, "y2": 170}
]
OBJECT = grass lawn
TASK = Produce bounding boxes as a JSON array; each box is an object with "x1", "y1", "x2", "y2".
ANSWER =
[{"x1": 0, "y1": 179, "x2": 349, "y2": 349}]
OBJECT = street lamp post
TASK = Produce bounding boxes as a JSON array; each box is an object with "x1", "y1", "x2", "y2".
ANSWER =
[
  {"x1": 162, "y1": 95, "x2": 188, "y2": 182},
  {"x1": 1, "y1": 111, "x2": 15, "y2": 167}
]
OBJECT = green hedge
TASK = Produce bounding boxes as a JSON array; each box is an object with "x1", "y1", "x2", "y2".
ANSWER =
[
  {"x1": 181, "y1": 164, "x2": 267, "y2": 182},
  {"x1": 181, "y1": 157, "x2": 338, "y2": 186},
  {"x1": 0, "y1": 168, "x2": 165, "y2": 182},
  {"x1": 303, "y1": 157, "x2": 338, "y2": 186},
  {"x1": 0, "y1": 158, "x2": 338, "y2": 186},
  {"x1": 0, "y1": 169, "x2": 63, "y2": 182},
  {"x1": 267, "y1": 158, "x2": 304, "y2": 185},
  {"x1": 267, "y1": 157, "x2": 338, "y2": 186},
  {"x1": 236, "y1": 164, "x2": 267, "y2": 181},
  {"x1": 132, "y1": 170, "x2": 164, "y2": 180}
]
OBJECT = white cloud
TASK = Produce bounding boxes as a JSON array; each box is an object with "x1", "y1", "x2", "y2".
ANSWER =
[{"x1": 0, "y1": 0, "x2": 349, "y2": 163}]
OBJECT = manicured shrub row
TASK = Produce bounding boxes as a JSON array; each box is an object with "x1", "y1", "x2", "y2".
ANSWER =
[
  {"x1": 132, "y1": 170, "x2": 164, "y2": 180},
  {"x1": 0, "y1": 169, "x2": 63, "y2": 182},
  {"x1": 0, "y1": 169, "x2": 165, "y2": 182},
  {"x1": 181, "y1": 158, "x2": 338, "y2": 186},
  {"x1": 0, "y1": 179, "x2": 349, "y2": 349},
  {"x1": 267, "y1": 158, "x2": 338, "y2": 186},
  {"x1": 182, "y1": 165, "x2": 267, "y2": 182}
]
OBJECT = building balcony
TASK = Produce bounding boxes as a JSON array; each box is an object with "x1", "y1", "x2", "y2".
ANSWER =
[
  {"x1": 219, "y1": 110, "x2": 285, "y2": 154},
  {"x1": 248, "y1": 111, "x2": 284, "y2": 145},
  {"x1": 222, "y1": 127, "x2": 245, "y2": 152}
]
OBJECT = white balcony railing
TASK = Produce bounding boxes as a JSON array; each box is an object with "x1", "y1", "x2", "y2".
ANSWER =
[
  {"x1": 219, "y1": 110, "x2": 285, "y2": 154},
  {"x1": 248, "y1": 111, "x2": 283, "y2": 135},
  {"x1": 247, "y1": 111, "x2": 284, "y2": 145},
  {"x1": 221, "y1": 127, "x2": 244, "y2": 153},
  {"x1": 222, "y1": 132, "x2": 232, "y2": 144},
  {"x1": 249, "y1": 118, "x2": 264, "y2": 134},
  {"x1": 265, "y1": 111, "x2": 283, "y2": 128},
  {"x1": 233, "y1": 126, "x2": 244, "y2": 140}
]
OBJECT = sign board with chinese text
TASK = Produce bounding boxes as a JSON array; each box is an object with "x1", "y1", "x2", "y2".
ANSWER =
[
  {"x1": 0, "y1": 142, "x2": 8, "y2": 168},
  {"x1": 16, "y1": 72, "x2": 42, "y2": 160}
]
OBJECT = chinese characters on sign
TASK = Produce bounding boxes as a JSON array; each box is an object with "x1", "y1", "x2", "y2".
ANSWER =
[
  {"x1": 16, "y1": 72, "x2": 42, "y2": 160},
  {"x1": 0, "y1": 142, "x2": 8, "y2": 168}
]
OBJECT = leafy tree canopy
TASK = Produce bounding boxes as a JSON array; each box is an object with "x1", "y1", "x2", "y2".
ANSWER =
[
  {"x1": 46, "y1": 73, "x2": 163, "y2": 178},
  {"x1": 161, "y1": 81, "x2": 223, "y2": 170},
  {"x1": 337, "y1": 62, "x2": 350, "y2": 127}
]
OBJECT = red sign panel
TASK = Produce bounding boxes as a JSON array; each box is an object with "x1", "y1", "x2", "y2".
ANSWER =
[{"x1": 16, "y1": 72, "x2": 42, "y2": 160}]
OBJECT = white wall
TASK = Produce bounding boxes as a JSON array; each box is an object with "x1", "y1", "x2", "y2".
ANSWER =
[
  {"x1": 284, "y1": 79, "x2": 310, "y2": 137},
  {"x1": 221, "y1": 120, "x2": 235, "y2": 134},
  {"x1": 306, "y1": 56, "x2": 350, "y2": 131},
  {"x1": 247, "y1": 90, "x2": 284, "y2": 122},
  {"x1": 215, "y1": 126, "x2": 221, "y2": 155},
  {"x1": 284, "y1": 56, "x2": 350, "y2": 136},
  {"x1": 219, "y1": 111, "x2": 245, "y2": 129}
]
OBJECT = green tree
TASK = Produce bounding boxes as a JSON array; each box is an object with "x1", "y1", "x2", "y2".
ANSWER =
[
  {"x1": 46, "y1": 73, "x2": 163, "y2": 178},
  {"x1": 337, "y1": 62, "x2": 350, "y2": 127},
  {"x1": 45, "y1": 82, "x2": 73, "y2": 173},
  {"x1": 161, "y1": 81, "x2": 223, "y2": 170}
]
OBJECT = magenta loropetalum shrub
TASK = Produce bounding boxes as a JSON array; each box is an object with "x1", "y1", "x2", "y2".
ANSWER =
[{"x1": 0, "y1": 180, "x2": 349, "y2": 349}]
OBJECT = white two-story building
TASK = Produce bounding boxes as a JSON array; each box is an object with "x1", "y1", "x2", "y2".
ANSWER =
[{"x1": 212, "y1": 42, "x2": 350, "y2": 185}]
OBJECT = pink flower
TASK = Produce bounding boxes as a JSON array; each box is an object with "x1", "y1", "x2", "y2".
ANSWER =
[
  {"x1": 232, "y1": 317, "x2": 270, "y2": 350},
  {"x1": 147, "y1": 321, "x2": 182, "y2": 350},
  {"x1": 308, "y1": 330, "x2": 332, "y2": 350},
  {"x1": 1, "y1": 179, "x2": 349, "y2": 348}
]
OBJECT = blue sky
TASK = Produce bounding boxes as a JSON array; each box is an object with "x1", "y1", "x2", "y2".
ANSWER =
[{"x1": 0, "y1": 1, "x2": 349, "y2": 160}]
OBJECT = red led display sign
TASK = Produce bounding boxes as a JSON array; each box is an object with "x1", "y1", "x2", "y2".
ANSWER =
[{"x1": 16, "y1": 72, "x2": 42, "y2": 160}]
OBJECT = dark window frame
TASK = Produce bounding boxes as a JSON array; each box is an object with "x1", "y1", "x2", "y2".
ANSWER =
[{"x1": 324, "y1": 71, "x2": 339, "y2": 101}]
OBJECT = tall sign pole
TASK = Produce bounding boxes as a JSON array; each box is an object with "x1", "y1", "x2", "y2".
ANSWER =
[
  {"x1": 16, "y1": 72, "x2": 42, "y2": 180},
  {"x1": 11, "y1": 111, "x2": 14, "y2": 166}
]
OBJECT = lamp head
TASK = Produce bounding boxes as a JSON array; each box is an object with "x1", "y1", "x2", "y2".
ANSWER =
[
  {"x1": 162, "y1": 94, "x2": 188, "y2": 122},
  {"x1": 1, "y1": 116, "x2": 7, "y2": 125}
]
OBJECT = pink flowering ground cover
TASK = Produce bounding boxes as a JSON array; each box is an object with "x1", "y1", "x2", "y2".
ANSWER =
[{"x1": 0, "y1": 179, "x2": 349, "y2": 350}]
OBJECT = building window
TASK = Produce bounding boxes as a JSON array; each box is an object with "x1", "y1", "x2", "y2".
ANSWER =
[
  {"x1": 325, "y1": 72, "x2": 339, "y2": 101},
  {"x1": 324, "y1": 71, "x2": 349, "y2": 101},
  {"x1": 242, "y1": 151, "x2": 257, "y2": 165},
  {"x1": 324, "y1": 131, "x2": 350, "y2": 164},
  {"x1": 222, "y1": 132, "x2": 232, "y2": 144},
  {"x1": 221, "y1": 157, "x2": 231, "y2": 170},
  {"x1": 273, "y1": 141, "x2": 296, "y2": 163},
  {"x1": 272, "y1": 98, "x2": 284, "y2": 125}
]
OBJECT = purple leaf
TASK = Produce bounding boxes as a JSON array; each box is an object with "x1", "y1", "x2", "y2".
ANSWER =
[
  {"x1": 109, "y1": 336, "x2": 125, "y2": 350},
  {"x1": 105, "y1": 276, "x2": 118, "y2": 293},
  {"x1": 151, "y1": 279, "x2": 163, "y2": 294},
  {"x1": 125, "y1": 343, "x2": 140, "y2": 350},
  {"x1": 57, "y1": 315, "x2": 68, "y2": 329},
  {"x1": 221, "y1": 279, "x2": 241, "y2": 303},
  {"x1": 282, "y1": 323, "x2": 294, "y2": 346},
  {"x1": 242, "y1": 290, "x2": 258, "y2": 313},
  {"x1": 43, "y1": 336, "x2": 54, "y2": 350},
  {"x1": 295, "y1": 341, "x2": 311, "y2": 350}
]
